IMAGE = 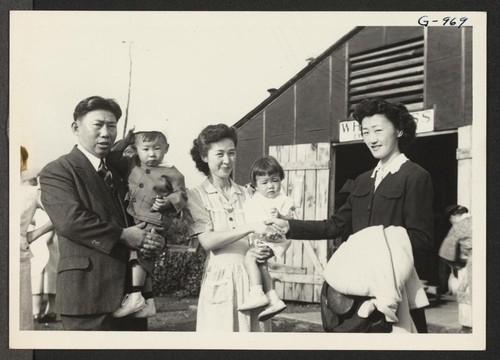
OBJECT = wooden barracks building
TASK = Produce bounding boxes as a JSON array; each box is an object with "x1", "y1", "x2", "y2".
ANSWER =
[{"x1": 232, "y1": 26, "x2": 473, "y2": 303}]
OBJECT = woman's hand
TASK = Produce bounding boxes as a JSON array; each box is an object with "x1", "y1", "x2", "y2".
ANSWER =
[
  {"x1": 269, "y1": 207, "x2": 279, "y2": 218},
  {"x1": 265, "y1": 218, "x2": 290, "y2": 236},
  {"x1": 247, "y1": 243, "x2": 274, "y2": 264},
  {"x1": 26, "y1": 228, "x2": 42, "y2": 244},
  {"x1": 251, "y1": 220, "x2": 284, "y2": 240}
]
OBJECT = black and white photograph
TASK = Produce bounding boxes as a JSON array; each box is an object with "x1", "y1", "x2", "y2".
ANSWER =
[{"x1": 8, "y1": 11, "x2": 486, "y2": 350}]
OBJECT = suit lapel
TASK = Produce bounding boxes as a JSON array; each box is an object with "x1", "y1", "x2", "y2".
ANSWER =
[{"x1": 68, "y1": 146, "x2": 127, "y2": 226}]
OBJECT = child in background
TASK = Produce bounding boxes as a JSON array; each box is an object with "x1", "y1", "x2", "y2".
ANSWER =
[
  {"x1": 240, "y1": 156, "x2": 294, "y2": 321},
  {"x1": 109, "y1": 128, "x2": 187, "y2": 318}
]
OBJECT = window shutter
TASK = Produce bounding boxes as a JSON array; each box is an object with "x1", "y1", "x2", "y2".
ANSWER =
[{"x1": 348, "y1": 37, "x2": 425, "y2": 113}]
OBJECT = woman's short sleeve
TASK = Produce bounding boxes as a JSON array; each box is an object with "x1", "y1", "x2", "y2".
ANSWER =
[{"x1": 185, "y1": 187, "x2": 213, "y2": 236}]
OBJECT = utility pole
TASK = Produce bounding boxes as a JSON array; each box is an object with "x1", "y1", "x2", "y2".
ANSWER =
[{"x1": 122, "y1": 41, "x2": 133, "y2": 138}]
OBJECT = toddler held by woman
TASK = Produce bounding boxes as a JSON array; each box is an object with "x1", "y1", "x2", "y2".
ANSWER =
[{"x1": 240, "y1": 156, "x2": 294, "y2": 321}]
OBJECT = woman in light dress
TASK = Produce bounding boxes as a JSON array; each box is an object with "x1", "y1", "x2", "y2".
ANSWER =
[{"x1": 185, "y1": 124, "x2": 274, "y2": 332}]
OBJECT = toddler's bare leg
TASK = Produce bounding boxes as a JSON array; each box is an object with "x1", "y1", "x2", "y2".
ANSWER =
[
  {"x1": 244, "y1": 250, "x2": 263, "y2": 287},
  {"x1": 238, "y1": 250, "x2": 270, "y2": 311},
  {"x1": 259, "y1": 263, "x2": 274, "y2": 293}
]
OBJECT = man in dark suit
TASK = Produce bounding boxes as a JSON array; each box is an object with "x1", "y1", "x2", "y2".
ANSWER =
[{"x1": 39, "y1": 96, "x2": 165, "y2": 330}]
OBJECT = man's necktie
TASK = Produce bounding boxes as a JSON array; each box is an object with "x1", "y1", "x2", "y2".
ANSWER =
[
  {"x1": 98, "y1": 159, "x2": 128, "y2": 224},
  {"x1": 98, "y1": 159, "x2": 115, "y2": 192}
]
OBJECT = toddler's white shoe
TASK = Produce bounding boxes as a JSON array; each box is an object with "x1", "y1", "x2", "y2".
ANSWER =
[
  {"x1": 238, "y1": 293, "x2": 269, "y2": 311},
  {"x1": 132, "y1": 298, "x2": 157, "y2": 318},
  {"x1": 258, "y1": 299, "x2": 287, "y2": 321},
  {"x1": 112, "y1": 292, "x2": 146, "y2": 318}
]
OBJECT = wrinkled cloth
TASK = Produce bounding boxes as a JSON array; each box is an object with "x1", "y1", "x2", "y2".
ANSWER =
[
  {"x1": 324, "y1": 225, "x2": 429, "y2": 333},
  {"x1": 243, "y1": 192, "x2": 294, "y2": 258}
]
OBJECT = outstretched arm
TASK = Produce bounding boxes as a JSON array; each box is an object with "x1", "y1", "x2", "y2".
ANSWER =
[
  {"x1": 111, "y1": 127, "x2": 135, "y2": 153},
  {"x1": 107, "y1": 128, "x2": 136, "y2": 176},
  {"x1": 197, "y1": 221, "x2": 275, "y2": 252}
]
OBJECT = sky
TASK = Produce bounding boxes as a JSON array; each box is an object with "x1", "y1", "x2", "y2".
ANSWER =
[{"x1": 10, "y1": 11, "x2": 353, "y2": 187}]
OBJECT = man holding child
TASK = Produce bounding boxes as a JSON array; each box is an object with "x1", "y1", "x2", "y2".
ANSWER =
[{"x1": 39, "y1": 96, "x2": 165, "y2": 330}]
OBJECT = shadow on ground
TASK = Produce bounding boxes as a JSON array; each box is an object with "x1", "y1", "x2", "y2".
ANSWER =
[
  {"x1": 34, "y1": 295, "x2": 461, "y2": 333},
  {"x1": 34, "y1": 296, "x2": 324, "y2": 332}
]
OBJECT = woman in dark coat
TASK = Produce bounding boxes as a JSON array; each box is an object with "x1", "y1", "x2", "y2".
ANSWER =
[{"x1": 270, "y1": 98, "x2": 434, "y2": 332}]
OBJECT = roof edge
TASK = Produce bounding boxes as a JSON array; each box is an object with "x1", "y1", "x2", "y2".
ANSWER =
[{"x1": 233, "y1": 26, "x2": 364, "y2": 129}]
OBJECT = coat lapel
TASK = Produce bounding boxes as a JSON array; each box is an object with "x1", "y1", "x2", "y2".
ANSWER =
[{"x1": 68, "y1": 146, "x2": 126, "y2": 226}]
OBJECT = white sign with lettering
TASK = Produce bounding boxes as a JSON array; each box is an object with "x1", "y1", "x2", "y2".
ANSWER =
[
  {"x1": 412, "y1": 109, "x2": 434, "y2": 134},
  {"x1": 338, "y1": 109, "x2": 435, "y2": 142},
  {"x1": 339, "y1": 120, "x2": 362, "y2": 142}
]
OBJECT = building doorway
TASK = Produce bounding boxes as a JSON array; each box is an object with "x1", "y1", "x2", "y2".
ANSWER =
[{"x1": 332, "y1": 132, "x2": 458, "y2": 288}]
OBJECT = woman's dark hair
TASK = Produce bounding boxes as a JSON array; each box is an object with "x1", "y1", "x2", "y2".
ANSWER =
[
  {"x1": 190, "y1": 124, "x2": 238, "y2": 176},
  {"x1": 20, "y1": 146, "x2": 28, "y2": 164},
  {"x1": 250, "y1": 156, "x2": 285, "y2": 186},
  {"x1": 352, "y1": 98, "x2": 417, "y2": 151},
  {"x1": 445, "y1": 205, "x2": 469, "y2": 218},
  {"x1": 73, "y1": 96, "x2": 122, "y2": 122}
]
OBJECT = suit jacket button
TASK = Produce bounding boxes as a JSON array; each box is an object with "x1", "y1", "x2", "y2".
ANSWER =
[{"x1": 139, "y1": 183, "x2": 144, "y2": 188}]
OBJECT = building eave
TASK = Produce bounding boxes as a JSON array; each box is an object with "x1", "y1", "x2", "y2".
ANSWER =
[{"x1": 233, "y1": 26, "x2": 364, "y2": 129}]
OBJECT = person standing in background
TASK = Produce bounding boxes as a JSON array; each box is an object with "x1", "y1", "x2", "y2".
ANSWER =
[
  {"x1": 20, "y1": 147, "x2": 53, "y2": 330},
  {"x1": 439, "y1": 205, "x2": 472, "y2": 333},
  {"x1": 29, "y1": 205, "x2": 59, "y2": 323}
]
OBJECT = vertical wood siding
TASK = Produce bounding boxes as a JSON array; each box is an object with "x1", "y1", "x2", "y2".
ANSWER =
[{"x1": 268, "y1": 143, "x2": 330, "y2": 303}]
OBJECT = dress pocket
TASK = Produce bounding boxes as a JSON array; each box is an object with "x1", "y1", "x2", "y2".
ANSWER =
[{"x1": 202, "y1": 275, "x2": 230, "y2": 305}]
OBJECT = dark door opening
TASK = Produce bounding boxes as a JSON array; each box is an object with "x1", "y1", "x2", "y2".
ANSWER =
[{"x1": 332, "y1": 133, "x2": 458, "y2": 288}]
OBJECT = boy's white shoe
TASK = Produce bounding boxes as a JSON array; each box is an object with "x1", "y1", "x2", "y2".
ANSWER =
[
  {"x1": 132, "y1": 298, "x2": 157, "y2": 318},
  {"x1": 238, "y1": 293, "x2": 269, "y2": 311},
  {"x1": 112, "y1": 292, "x2": 146, "y2": 318},
  {"x1": 258, "y1": 299, "x2": 287, "y2": 321}
]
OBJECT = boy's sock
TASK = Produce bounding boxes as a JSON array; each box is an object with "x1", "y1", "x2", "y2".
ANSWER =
[
  {"x1": 142, "y1": 291, "x2": 154, "y2": 300},
  {"x1": 130, "y1": 286, "x2": 143, "y2": 294}
]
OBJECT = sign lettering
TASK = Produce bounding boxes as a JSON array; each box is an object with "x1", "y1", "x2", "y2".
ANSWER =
[{"x1": 338, "y1": 109, "x2": 435, "y2": 143}]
